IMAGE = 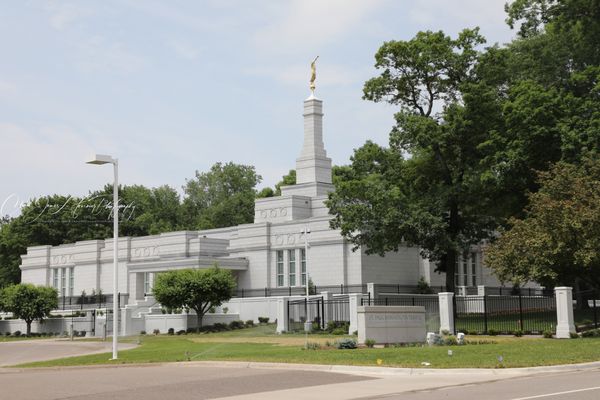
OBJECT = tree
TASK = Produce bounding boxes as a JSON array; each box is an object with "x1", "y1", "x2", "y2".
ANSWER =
[
  {"x1": 1, "y1": 283, "x2": 58, "y2": 335},
  {"x1": 152, "y1": 266, "x2": 236, "y2": 332},
  {"x1": 183, "y1": 162, "x2": 261, "y2": 229},
  {"x1": 328, "y1": 29, "x2": 496, "y2": 292},
  {"x1": 485, "y1": 159, "x2": 600, "y2": 293}
]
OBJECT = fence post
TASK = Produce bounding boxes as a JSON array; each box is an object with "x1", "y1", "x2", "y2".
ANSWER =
[
  {"x1": 438, "y1": 292, "x2": 455, "y2": 334},
  {"x1": 367, "y1": 283, "x2": 377, "y2": 300},
  {"x1": 320, "y1": 291, "x2": 333, "y2": 327},
  {"x1": 276, "y1": 297, "x2": 289, "y2": 333},
  {"x1": 348, "y1": 293, "x2": 362, "y2": 335},
  {"x1": 555, "y1": 286, "x2": 575, "y2": 338},
  {"x1": 594, "y1": 298, "x2": 598, "y2": 329},
  {"x1": 518, "y1": 293, "x2": 524, "y2": 332},
  {"x1": 477, "y1": 285, "x2": 486, "y2": 296},
  {"x1": 483, "y1": 295, "x2": 488, "y2": 334}
]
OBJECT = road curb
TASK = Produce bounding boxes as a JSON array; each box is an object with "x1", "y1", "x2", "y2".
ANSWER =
[{"x1": 175, "y1": 360, "x2": 600, "y2": 376}]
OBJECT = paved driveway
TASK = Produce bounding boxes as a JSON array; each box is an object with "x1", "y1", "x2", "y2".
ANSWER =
[{"x1": 0, "y1": 339, "x2": 135, "y2": 366}]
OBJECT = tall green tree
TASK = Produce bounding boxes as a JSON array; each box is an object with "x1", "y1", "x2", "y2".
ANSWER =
[
  {"x1": 485, "y1": 159, "x2": 600, "y2": 292},
  {"x1": 152, "y1": 266, "x2": 236, "y2": 332},
  {"x1": 183, "y1": 162, "x2": 261, "y2": 229},
  {"x1": 1, "y1": 283, "x2": 58, "y2": 335},
  {"x1": 328, "y1": 29, "x2": 497, "y2": 292}
]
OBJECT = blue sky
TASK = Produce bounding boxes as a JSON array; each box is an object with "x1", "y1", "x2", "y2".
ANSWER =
[{"x1": 0, "y1": 0, "x2": 516, "y2": 217}]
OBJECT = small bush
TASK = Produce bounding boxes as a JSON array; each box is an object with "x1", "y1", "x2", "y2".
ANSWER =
[
  {"x1": 153, "y1": 329, "x2": 160, "y2": 335},
  {"x1": 177, "y1": 330, "x2": 186, "y2": 335},
  {"x1": 140, "y1": 330, "x2": 146, "y2": 335},
  {"x1": 229, "y1": 320, "x2": 245, "y2": 330},
  {"x1": 331, "y1": 327, "x2": 347, "y2": 335},
  {"x1": 245, "y1": 320, "x2": 254, "y2": 327},
  {"x1": 542, "y1": 330, "x2": 553, "y2": 338},
  {"x1": 581, "y1": 328, "x2": 600, "y2": 337},
  {"x1": 365, "y1": 339, "x2": 376, "y2": 348},
  {"x1": 487, "y1": 329, "x2": 498, "y2": 336},
  {"x1": 258, "y1": 317, "x2": 269, "y2": 324},
  {"x1": 440, "y1": 329, "x2": 450, "y2": 336},
  {"x1": 222, "y1": 307, "x2": 229, "y2": 314},
  {"x1": 213, "y1": 322, "x2": 230, "y2": 331},
  {"x1": 13, "y1": 330, "x2": 21, "y2": 337},
  {"x1": 444, "y1": 335, "x2": 458, "y2": 346},
  {"x1": 168, "y1": 328, "x2": 175, "y2": 335},
  {"x1": 326, "y1": 321, "x2": 349, "y2": 334},
  {"x1": 513, "y1": 330, "x2": 523, "y2": 337},
  {"x1": 336, "y1": 338, "x2": 357, "y2": 349},
  {"x1": 570, "y1": 332, "x2": 580, "y2": 339}
]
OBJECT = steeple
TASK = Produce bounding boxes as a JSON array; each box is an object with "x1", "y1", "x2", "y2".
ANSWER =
[{"x1": 296, "y1": 95, "x2": 332, "y2": 184}]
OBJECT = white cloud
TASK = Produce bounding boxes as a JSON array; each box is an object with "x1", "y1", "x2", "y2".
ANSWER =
[
  {"x1": 167, "y1": 39, "x2": 200, "y2": 60},
  {"x1": 45, "y1": 1, "x2": 94, "y2": 31},
  {"x1": 76, "y1": 36, "x2": 146, "y2": 74},
  {"x1": 252, "y1": 0, "x2": 385, "y2": 53}
]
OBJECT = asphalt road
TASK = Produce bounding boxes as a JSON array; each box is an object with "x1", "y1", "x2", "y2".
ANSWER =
[
  {"x1": 372, "y1": 369, "x2": 600, "y2": 400},
  {"x1": 0, "y1": 339, "x2": 136, "y2": 366}
]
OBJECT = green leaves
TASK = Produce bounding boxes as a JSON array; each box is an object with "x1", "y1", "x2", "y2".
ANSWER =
[
  {"x1": 152, "y1": 266, "x2": 236, "y2": 330},
  {"x1": 0, "y1": 283, "x2": 58, "y2": 334}
]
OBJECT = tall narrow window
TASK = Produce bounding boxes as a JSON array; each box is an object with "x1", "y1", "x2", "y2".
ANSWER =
[
  {"x1": 144, "y1": 272, "x2": 151, "y2": 294},
  {"x1": 276, "y1": 250, "x2": 284, "y2": 287},
  {"x1": 288, "y1": 250, "x2": 296, "y2": 286},
  {"x1": 60, "y1": 268, "x2": 67, "y2": 297},
  {"x1": 301, "y1": 249, "x2": 307, "y2": 286},
  {"x1": 462, "y1": 257, "x2": 468, "y2": 286},
  {"x1": 470, "y1": 252, "x2": 477, "y2": 286},
  {"x1": 69, "y1": 267, "x2": 74, "y2": 296},
  {"x1": 52, "y1": 269, "x2": 58, "y2": 289}
]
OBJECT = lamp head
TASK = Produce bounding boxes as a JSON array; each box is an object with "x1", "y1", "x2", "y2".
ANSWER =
[{"x1": 86, "y1": 154, "x2": 116, "y2": 165}]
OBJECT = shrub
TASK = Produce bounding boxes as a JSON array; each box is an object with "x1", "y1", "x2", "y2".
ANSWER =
[
  {"x1": 513, "y1": 330, "x2": 523, "y2": 337},
  {"x1": 542, "y1": 330, "x2": 553, "y2": 338},
  {"x1": 365, "y1": 339, "x2": 376, "y2": 348},
  {"x1": 331, "y1": 327, "x2": 348, "y2": 335},
  {"x1": 177, "y1": 330, "x2": 186, "y2": 335},
  {"x1": 13, "y1": 330, "x2": 21, "y2": 337},
  {"x1": 153, "y1": 329, "x2": 160, "y2": 335},
  {"x1": 326, "y1": 321, "x2": 349, "y2": 334},
  {"x1": 168, "y1": 328, "x2": 175, "y2": 335},
  {"x1": 487, "y1": 329, "x2": 499, "y2": 336},
  {"x1": 140, "y1": 330, "x2": 146, "y2": 335},
  {"x1": 222, "y1": 307, "x2": 229, "y2": 314},
  {"x1": 258, "y1": 317, "x2": 269, "y2": 324},
  {"x1": 570, "y1": 332, "x2": 580, "y2": 339},
  {"x1": 444, "y1": 335, "x2": 458, "y2": 346},
  {"x1": 581, "y1": 328, "x2": 600, "y2": 337},
  {"x1": 245, "y1": 320, "x2": 254, "y2": 327},
  {"x1": 213, "y1": 322, "x2": 230, "y2": 331},
  {"x1": 336, "y1": 338, "x2": 357, "y2": 349},
  {"x1": 440, "y1": 329, "x2": 450, "y2": 336},
  {"x1": 186, "y1": 327, "x2": 196, "y2": 334},
  {"x1": 229, "y1": 320, "x2": 245, "y2": 330}
]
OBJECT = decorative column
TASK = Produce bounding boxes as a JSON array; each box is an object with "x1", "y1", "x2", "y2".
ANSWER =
[
  {"x1": 438, "y1": 292, "x2": 455, "y2": 334},
  {"x1": 555, "y1": 286, "x2": 575, "y2": 338},
  {"x1": 348, "y1": 293, "x2": 362, "y2": 335}
]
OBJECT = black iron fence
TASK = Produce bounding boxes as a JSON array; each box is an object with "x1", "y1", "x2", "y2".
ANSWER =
[
  {"x1": 573, "y1": 289, "x2": 600, "y2": 331},
  {"x1": 287, "y1": 297, "x2": 350, "y2": 331},
  {"x1": 361, "y1": 295, "x2": 440, "y2": 332},
  {"x1": 454, "y1": 294, "x2": 556, "y2": 334},
  {"x1": 376, "y1": 284, "x2": 447, "y2": 294},
  {"x1": 57, "y1": 293, "x2": 128, "y2": 311},
  {"x1": 233, "y1": 284, "x2": 366, "y2": 298}
]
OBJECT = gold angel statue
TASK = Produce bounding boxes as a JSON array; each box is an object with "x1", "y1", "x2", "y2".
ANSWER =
[{"x1": 310, "y1": 56, "x2": 319, "y2": 93}]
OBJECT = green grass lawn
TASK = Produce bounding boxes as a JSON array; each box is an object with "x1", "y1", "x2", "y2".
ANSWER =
[{"x1": 16, "y1": 324, "x2": 600, "y2": 369}]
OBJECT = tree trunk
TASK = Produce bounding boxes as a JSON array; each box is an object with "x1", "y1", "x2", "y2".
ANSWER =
[
  {"x1": 443, "y1": 250, "x2": 457, "y2": 293},
  {"x1": 195, "y1": 311, "x2": 203, "y2": 333},
  {"x1": 26, "y1": 320, "x2": 32, "y2": 336}
]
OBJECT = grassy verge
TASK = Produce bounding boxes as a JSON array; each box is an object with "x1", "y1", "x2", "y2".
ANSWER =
[{"x1": 15, "y1": 325, "x2": 600, "y2": 369}]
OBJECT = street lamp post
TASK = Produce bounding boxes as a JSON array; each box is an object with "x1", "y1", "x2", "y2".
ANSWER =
[
  {"x1": 302, "y1": 225, "x2": 311, "y2": 334},
  {"x1": 87, "y1": 154, "x2": 119, "y2": 360}
]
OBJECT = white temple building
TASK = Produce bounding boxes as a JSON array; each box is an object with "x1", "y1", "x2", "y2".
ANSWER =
[{"x1": 19, "y1": 90, "x2": 502, "y2": 307}]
